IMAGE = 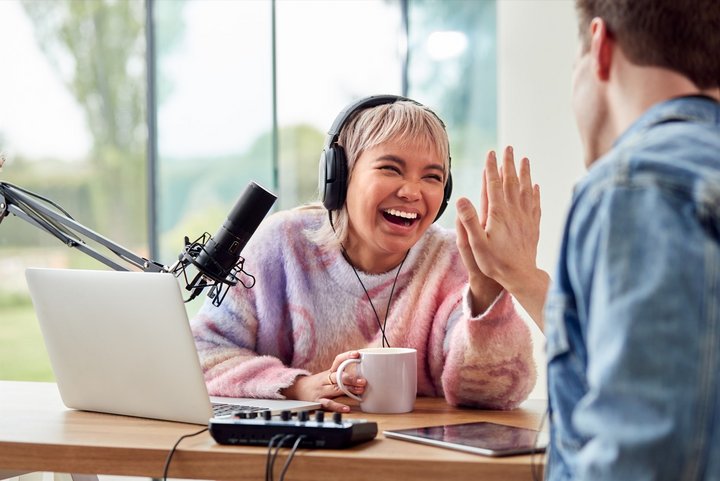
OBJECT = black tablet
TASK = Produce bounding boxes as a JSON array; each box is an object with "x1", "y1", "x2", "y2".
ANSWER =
[{"x1": 383, "y1": 421, "x2": 548, "y2": 457}]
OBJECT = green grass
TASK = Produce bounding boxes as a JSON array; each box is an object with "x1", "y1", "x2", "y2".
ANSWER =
[{"x1": 0, "y1": 300, "x2": 55, "y2": 381}]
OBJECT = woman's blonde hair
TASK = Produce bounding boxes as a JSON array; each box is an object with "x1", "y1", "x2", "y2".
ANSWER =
[{"x1": 309, "y1": 99, "x2": 450, "y2": 250}]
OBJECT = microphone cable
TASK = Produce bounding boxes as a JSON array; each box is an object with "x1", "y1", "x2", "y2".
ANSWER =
[
  {"x1": 0, "y1": 181, "x2": 76, "y2": 219},
  {"x1": 266, "y1": 434, "x2": 306, "y2": 481},
  {"x1": 163, "y1": 428, "x2": 307, "y2": 481},
  {"x1": 277, "y1": 435, "x2": 306, "y2": 481},
  {"x1": 266, "y1": 434, "x2": 291, "y2": 481},
  {"x1": 162, "y1": 426, "x2": 209, "y2": 481}
]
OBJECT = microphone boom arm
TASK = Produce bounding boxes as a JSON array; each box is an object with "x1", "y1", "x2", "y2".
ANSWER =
[
  {"x1": 1, "y1": 178, "x2": 276, "y2": 307},
  {"x1": 0, "y1": 181, "x2": 165, "y2": 273}
]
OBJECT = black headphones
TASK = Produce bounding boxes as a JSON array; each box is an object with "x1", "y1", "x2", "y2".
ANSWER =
[{"x1": 318, "y1": 94, "x2": 453, "y2": 222}]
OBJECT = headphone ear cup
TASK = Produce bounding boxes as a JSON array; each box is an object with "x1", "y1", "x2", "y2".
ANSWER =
[
  {"x1": 433, "y1": 172, "x2": 453, "y2": 222},
  {"x1": 320, "y1": 144, "x2": 348, "y2": 211}
]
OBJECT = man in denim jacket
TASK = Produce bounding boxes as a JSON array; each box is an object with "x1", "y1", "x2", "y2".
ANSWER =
[
  {"x1": 457, "y1": 0, "x2": 720, "y2": 478},
  {"x1": 543, "y1": 0, "x2": 720, "y2": 479}
]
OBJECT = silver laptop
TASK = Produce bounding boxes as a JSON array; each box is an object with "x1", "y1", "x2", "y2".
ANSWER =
[{"x1": 25, "y1": 267, "x2": 320, "y2": 424}]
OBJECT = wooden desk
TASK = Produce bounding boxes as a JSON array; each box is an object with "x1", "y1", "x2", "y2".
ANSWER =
[{"x1": 0, "y1": 381, "x2": 546, "y2": 481}]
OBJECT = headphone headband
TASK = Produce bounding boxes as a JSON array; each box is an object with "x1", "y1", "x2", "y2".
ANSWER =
[
  {"x1": 319, "y1": 95, "x2": 452, "y2": 221},
  {"x1": 325, "y1": 95, "x2": 415, "y2": 146}
]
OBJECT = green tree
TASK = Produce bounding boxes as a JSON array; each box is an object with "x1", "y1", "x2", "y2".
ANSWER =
[{"x1": 21, "y1": 0, "x2": 147, "y2": 243}]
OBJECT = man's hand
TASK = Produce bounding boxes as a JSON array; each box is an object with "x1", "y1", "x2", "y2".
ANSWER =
[{"x1": 456, "y1": 146, "x2": 549, "y2": 329}]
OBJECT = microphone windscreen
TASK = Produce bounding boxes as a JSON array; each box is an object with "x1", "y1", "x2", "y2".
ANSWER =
[
  {"x1": 194, "y1": 182, "x2": 277, "y2": 282},
  {"x1": 224, "y1": 182, "x2": 277, "y2": 243}
]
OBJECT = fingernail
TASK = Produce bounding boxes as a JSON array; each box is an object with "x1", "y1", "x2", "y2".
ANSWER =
[{"x1": 343, "y1": 406, "x2": 350, "y2": 412}]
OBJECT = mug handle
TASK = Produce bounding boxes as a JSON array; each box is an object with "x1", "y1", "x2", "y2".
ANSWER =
[{"x1": 335, "y1": 358, "x2": 362, "y2": 401}]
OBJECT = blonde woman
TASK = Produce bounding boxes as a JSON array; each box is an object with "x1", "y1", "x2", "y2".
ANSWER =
[{"x1": 191, "y1": 95, "x2": 538, "y2": 412}]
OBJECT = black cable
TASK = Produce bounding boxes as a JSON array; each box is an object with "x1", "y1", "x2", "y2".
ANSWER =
[
  {"x1": 329, "y1": 208, "x2": 409, "y2": 347},
  {"x1": 268, "y1": 434, "x2": 294, "y2": 481},
  {"x1": 266, "y1": 434, "x2": 286, "y2": 481},
  {"x1": 278, "y1": 435, "x2": 306, "y2": 481},
  {"x1": 344, "y1": 246, "x2": 409, "y2": 348},
  {"x1": 1, "y1": 182, "x2": 75, "y2": 218},
  {"x1": 1, "y1": 185, "x2": 77, "y2": 242},
  {"x1": 381, "y1": 250, "x2": 409, "y2": 346},
  {"x1": 162, "y1": 427, "x2": 208, "y2": 481}
]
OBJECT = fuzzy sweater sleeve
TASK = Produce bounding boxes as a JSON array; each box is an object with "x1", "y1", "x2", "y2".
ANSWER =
[
  {"x1": 440, "y1": 288, "x2": 537, "y2": 410},
  {"x1": 190, "y1": 212, "x2": 311, "y2": 399}
]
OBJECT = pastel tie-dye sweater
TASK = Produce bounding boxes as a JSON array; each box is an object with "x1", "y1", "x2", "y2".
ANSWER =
[{"x1": 191, "y1": 208, "x2": 536, "y2": 409}]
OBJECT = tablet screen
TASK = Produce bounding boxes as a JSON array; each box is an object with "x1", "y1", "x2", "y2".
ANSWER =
[{"x1": 383, "y1": 421, "x2": 547, "y2": 457}]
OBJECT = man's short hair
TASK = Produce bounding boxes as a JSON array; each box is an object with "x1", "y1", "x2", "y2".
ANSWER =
[{"x1": 576, "y1": 0, "x2": 720, "y2": 89}]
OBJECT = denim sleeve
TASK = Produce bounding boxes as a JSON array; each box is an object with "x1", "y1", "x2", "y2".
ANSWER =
[{"x1": 569, "y1": 184, "x2": 719, "y2": 480}]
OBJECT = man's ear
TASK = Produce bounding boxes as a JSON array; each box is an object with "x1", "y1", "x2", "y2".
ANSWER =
[{"x1": 589, "y1": 17, "x2": 613, "y2": 81}]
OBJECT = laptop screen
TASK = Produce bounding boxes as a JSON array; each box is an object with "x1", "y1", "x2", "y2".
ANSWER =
[{"x1": 25, "y1": 268, "x2": 319, "y2": 424}]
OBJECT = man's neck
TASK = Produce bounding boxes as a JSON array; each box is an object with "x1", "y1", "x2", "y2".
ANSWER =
[{"x1": 607, "y1": 54, "x2": 703, "y2": 141}]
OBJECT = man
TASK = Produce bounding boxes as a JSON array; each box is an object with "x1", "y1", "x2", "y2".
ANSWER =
[{"x1": 456, "y1": 0, "x2": 720, "y2": 479}]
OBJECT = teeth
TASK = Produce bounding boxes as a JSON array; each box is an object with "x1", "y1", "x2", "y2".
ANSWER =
[{"x1": 385, "y1": 209, "x2": 418, "y2": 220}]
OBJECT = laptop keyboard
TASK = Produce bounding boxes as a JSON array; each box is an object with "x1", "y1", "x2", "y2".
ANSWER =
[{"x1": 212, "y1": 402, "x2": 270, "y2": 417}]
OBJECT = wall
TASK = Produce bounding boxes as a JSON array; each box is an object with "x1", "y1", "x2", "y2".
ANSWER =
[{"x1": 497, "y1": 0, "x2": 586, "y2": 399}]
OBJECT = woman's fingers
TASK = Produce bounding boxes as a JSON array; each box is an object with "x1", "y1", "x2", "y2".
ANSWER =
[
  {"x1": 325, "y1": 352, "x2": 365, "y2": 400},
  {"x1": 335, "y1": 370, "x2": 366, "y2": 392},
  {"x1": 329, "y1": 350, "x2": 360, "y2": 371},
  {"x1": 455, "y1": 207, "x2": 486, "y2": 277},
  {"x1": 319, "y1": 397, "x2": 351, "y2": 413},
  {"x1": 479, "y1": 153, "x2": 490, "y2": 226},
  {"x1": 484, "y1": 150, "x2": 504, "y2": 213}
]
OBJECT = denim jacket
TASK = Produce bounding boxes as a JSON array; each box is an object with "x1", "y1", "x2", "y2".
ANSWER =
[{"x1": 545, "y1": 96, "x2": 720, "y2": 481}]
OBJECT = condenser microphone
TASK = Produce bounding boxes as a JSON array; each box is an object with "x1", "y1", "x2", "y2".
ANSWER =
[
  {"x1": 173, "y1": 181, "x2": 277, "y2": 306},
  {"x1": 195, "y1": 182, "x2": 276, "y2": 282}
]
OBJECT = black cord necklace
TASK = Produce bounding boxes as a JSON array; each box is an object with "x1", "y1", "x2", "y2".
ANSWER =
[
  {"x1": 329, "y1": 211, "x2": 408, "y2": 348},
  {"x1": 342, "y1": 246, "x2": 409, "y2": 348}
]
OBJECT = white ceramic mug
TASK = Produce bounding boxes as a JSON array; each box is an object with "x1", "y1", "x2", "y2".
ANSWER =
[{"x1": 335, "y1": 347, "x2": 417, "y2": 414}]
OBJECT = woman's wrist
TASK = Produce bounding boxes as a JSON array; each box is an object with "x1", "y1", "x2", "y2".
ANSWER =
[
  {"x1": 280, "y1": 375, "x2": 302, "y2": 399},
  {"x1": 468, "y1": 274, "x2": 504, "y2": 316}
]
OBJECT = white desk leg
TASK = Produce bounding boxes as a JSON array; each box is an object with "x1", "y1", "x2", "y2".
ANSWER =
[
  {"x1": 52, "y1": 475, "x2": 98, "y2": 481},
  {"x1": 0, "y1": 473, "x2": 99, "y2": 481},
  {"x1": 4, "y1": 472, "x2": 42, "y2": 481},
  {"x1": 0, "y1": 472, "x2": 31, "y2": 481}
]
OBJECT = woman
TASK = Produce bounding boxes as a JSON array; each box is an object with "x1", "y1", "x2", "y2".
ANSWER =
[{"x1": 191, "y1": 95, "x2": 537, "y2": 412}]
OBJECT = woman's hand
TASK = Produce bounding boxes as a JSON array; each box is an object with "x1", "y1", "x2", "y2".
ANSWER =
[
  {"x1": 456, "y1": 146, "x2": 549, "y2": 329},
  {"x1": 280, "y1": 350, "x2": 366, "y2": 412}
]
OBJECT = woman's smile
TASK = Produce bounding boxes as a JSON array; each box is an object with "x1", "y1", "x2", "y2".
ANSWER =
[{"x1": 381, "y1": 208, "x2": 421, "y2": 228}]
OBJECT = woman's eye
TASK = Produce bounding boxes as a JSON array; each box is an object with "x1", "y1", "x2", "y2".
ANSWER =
[
  {"x1": 425, "y1": 174, "x2": 443, "y2": 182},
  {"x1": 380, "y1": 165, "x2": 402, "y2": 174}
]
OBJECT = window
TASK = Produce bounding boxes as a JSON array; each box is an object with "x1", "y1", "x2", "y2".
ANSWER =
[
  {"x1": 408, "y1": 0, "x2": 497, "y2": 228},
  {"x1": 0, "y1": 0, "x2": 148, "y2": 380},
  {"x1": 0, "y1": 0, "x2": 497, "y2": 381}
]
